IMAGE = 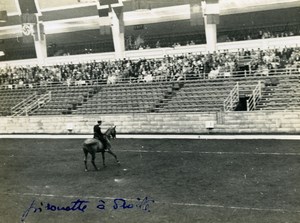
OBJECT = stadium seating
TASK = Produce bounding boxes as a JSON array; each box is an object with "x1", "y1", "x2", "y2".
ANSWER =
[
  {"x1": 0, "y1": 44, "x2": 299, "y2": 116},
  {"x1": 73, "y1": 81, "x2": 173, "y2": 114},
  {"x1": 157, "y1": 80, "x2": 235, "y2": 112},
  {"x1": 30, "y1": 85, "x2": 95, "y2": 115},
  {"x1": 0, "y1": 88, "x2": 36, "y2": 116},
  {"x1": 256, "y1": 75, "x2": 300, "y2": 110},
  {"x1": 1, "y1": 71, "x2": 300, "y2": 116}
]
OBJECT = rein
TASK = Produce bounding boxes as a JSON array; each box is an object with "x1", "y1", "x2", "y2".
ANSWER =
[{"x1": 105, "y1": 127, "x2": 116, "y2": 139}]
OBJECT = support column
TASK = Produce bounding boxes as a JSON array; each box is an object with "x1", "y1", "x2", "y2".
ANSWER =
[
  {"x1": 110, "y1": 7, "x2": 125, "y2": 60},
  {"x1": 34, "y1": 21, "x2": 47, "y2": 65},
  {"x1": 34, "y1": 37, "x2": 47, "y2": 65},
  {"x1": 202, "y1": 0, "x2": 220, "y2": 53},
  {"x1": 204, "y1": 16, "x2": 217, "y2": 53},
  {"x1": 18, "y1": 0, "x2": 46, "y2": 64},
  {"x1": 21, "y1": 13, "x2": 47, "y2": 65}
]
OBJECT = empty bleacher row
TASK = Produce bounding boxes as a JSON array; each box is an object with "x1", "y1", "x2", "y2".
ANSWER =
[
  {"x1": 257, "y1": 75, "x2": 300, "y2": 110},
  {"x1": 0, "y1": 73, "x2": 300, "y2": 116},
  {"x1": 0, "y1": 88, "x2": 36, "y2": 116},
  {"x1": 30, "y1": 85, "x2": 95, "y2": 115},
  {"x1": 157, "y1": 80, "x2": 236, "y2": 113},
  {"x1": 155, "y1": 77, "x2": 270, "y2": 113},
  {"x1": 73, "y1": 82, "x2": 172, "y2": 114}
]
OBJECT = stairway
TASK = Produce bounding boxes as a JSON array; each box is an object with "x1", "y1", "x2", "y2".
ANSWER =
[
  {"x1": 153, "y1": 82, "x2": 184, "y2": 112},
  {"x1": 11, "y1": 91, "x2": 52, "y2": 116},
  {"x1": 256, "y1": 76, "x2": 300, "y2": 110}
]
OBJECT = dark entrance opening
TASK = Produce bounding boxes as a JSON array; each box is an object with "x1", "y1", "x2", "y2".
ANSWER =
[{"x1": 235, "y1": 96, "x2": 249, "y2": 111}]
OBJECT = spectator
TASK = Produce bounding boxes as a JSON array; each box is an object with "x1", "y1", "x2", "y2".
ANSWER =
[
  {"x1": 155, "y1": 41, "x2": 161, "y2": 48},
  {"x1": 1, "y1": 46, "x2": 300, "y2": 87}
]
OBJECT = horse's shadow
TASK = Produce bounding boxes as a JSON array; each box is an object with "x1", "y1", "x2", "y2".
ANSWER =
[{"x1": 83, "y1": 126, "x2": 120, "y2": 171}]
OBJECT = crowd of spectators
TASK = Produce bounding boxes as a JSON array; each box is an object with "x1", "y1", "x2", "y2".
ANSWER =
[
  {"x1": 125, "y1": 25, "x2": 300, "y2": 50},
  {"x1": 0, "y1": 46, "x2": 300, "y2": 88},
  {"x1": 125, "y1": 34, "x2": 204, "y2": 51},
  {"x1": 221, "y1": 24, "x2": 300, "y2": 42}
]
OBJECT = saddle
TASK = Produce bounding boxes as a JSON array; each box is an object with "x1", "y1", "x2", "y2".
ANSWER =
[
  {"x1": 84, "y1": 138, "x2": 100, "y2": 145},
  {"x1": 84, "y1": 138, "x2": 109, "y2": 151}
]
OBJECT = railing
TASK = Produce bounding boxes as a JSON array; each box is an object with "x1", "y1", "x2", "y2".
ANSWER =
[
  {"x1": 224, "y1": 82, "x2": 239, "y2": 111},
  {"x1": 246, "y1": 81, "x2": 262, "y2": 111},
  {"x1": 11, "y1": 92, "x2": 37, "y2": 113},
  {"x1": 11, "y1": 91, "x2": 51, "y2": 116},
  {"x1": 1, "y1": 67, "x2": 300, "y2": 91},
  {"x1": 1, "y1": 35, "x2": 300, "y2": 67},
  {"x1": 11, "y1": 93, "x2": 38, "y2": 116}
]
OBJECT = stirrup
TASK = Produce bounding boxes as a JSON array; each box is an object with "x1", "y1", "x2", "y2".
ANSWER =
[{"x1": 103, "y1": 145, "x2": 108, "y2": 151}]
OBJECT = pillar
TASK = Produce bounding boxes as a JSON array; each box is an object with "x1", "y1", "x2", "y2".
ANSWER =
[
  {"x1": 34, "y1": 37, "x2": 47, "y2": 65},
  {"x1": 33, "y1": 20, "x2": 47, "y2": 65},
  {"x1": 202, "y1": 0, "x2": 220, "y2": 53},
  {"x1": 110, "y1": 7, "x2": 125, "y2": 60},
  {"x1": 204, "y1": 16, "x2": 217, "y2": 53}
]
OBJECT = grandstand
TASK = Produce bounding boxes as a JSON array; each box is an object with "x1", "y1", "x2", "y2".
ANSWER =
[
  {"x1": 0, "y1": 0, "x2": 300, "y2": 134},
  {"x1": 1, "y1": 1, "x2": 300, "y2": 223}
]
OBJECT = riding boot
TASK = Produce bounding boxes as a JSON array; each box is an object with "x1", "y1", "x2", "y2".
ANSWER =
[
  {"x1": 102, "y1": 140, "x2": 107, "y2": 151},
  {"x1": 105, "y1": 139, "x2": 111, "y2": 150}
]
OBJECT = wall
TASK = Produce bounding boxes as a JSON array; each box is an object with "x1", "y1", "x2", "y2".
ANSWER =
[
  {"x1": 1, "y1": 111, "x2": 300, "y2": 134},
  {"x1": 1, "y1": 35, "x2": 300, "y2": 67},
  {"x1": 219, "y1": 7, "x2": 300, "y2": 29}
]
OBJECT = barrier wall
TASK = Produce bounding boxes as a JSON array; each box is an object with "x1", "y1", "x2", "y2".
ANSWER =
[
  {"x1": 1, "y1": 36, "x2": 299, "y2": 68},
  {"x1": 1, "y1": 111, "x2": 300, "y2": 134}
]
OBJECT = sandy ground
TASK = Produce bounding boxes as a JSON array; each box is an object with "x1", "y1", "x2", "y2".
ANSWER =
[{"x1": 0, "y1": 138, "x2": 299, "y2": 223}]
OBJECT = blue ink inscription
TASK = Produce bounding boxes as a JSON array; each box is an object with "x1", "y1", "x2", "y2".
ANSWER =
[
  {"x1": 21, "y1": 196, "x2": 154, "y2": 222},
  {"x1": 113, "y1": 198, "x2": 134, "y2": 210},
  {"x1": 21, "y1": 199, "x2": 89, "y2": 222},
  {"x1": 136, "y1": 197, "x2": 155, "y2": 212},
  {"x1": 96, "y1": 200, "x2": 106, "y2": 210},
  {"x1": 21, "y1": 200, "x2": 42, "y2": 222},
  {"x1": 46, "y1": 199, "x2": 89, "y2": 212}
]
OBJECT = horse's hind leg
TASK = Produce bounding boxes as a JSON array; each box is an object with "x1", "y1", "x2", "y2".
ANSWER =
[
  {"x1": 83, "y1": 147, "x2": 89, "y2": 172},
  {"x1": 101, "y1": 152, "x2": 106, "y2": 167},
  {"x1": 107, "y1": 150, "x2": 120, "y2": 164},
  {"x1": 91, "y1": 152, "x2": 98, "y2": 171}
]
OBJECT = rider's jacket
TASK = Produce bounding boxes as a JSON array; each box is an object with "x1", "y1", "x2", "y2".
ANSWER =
[{"x1": 93, "y1": 124, "x2": 103, "y2": 140}]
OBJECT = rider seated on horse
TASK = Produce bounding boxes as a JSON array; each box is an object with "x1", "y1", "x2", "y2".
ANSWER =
[{"x1": 93, "y1": 120, "x2": 111, "y2": 150}]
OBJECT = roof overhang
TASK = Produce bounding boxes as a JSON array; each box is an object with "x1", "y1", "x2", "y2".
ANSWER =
[{"x1": 0, "y1": 0, "x2": 300, "y2": 39}]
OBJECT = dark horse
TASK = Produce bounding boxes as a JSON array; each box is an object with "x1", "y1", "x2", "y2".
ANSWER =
[{"x1": 83, "y1": 126, "x2": 120, "y2": 171}]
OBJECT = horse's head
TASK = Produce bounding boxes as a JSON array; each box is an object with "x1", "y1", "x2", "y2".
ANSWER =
[
  {"x1": 106, "y1": 125, "x2": 117, "y2": 139},
  {"x1": 111, "y1": 125, "x2": 117, "y2": 139}
]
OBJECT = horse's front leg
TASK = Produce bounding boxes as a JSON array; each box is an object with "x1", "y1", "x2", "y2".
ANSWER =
[
  {"x1": 83, "y1": 147, "x2": 88, "y2": 172},
  {"x1": 91, "y1": 152, "x2": 98, "y2": 171},
  {"x1": 101, "y1": 152, "x2": 106, "y2": 167},
  {"x1": 107, "y1": 150, "x2": 120, "y2": 164}
]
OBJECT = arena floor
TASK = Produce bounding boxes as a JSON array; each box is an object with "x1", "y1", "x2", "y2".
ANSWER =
[{"x1": 0, "y1": 137, "x2": 300, "y2": 223}]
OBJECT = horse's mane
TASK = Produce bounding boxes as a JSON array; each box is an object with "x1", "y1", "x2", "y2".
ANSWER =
[{"x1": 105, "y1": 126, "x2": 116, "y2": 136}]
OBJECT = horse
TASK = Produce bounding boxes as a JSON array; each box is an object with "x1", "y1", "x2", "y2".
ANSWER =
[{"x1": 83, "y1": 126, "x2": 120, "y2": 171}]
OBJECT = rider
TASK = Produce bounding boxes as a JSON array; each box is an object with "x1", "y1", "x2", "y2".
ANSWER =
[{"x1": 93, "y1": 120, "x2": 110, "y2": 150}]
